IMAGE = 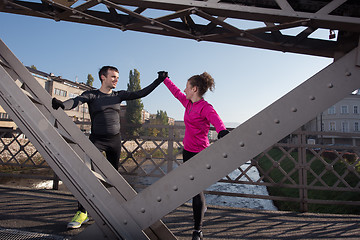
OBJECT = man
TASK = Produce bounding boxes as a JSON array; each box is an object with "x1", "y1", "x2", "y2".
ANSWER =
[{"x1": 52, "y1": 66, "x2": 166, "y2": 228}]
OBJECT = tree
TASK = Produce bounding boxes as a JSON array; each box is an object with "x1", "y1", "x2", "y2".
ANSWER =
[
  {"x1": 126, "y1": 69, "x2": 144, "y2": 136},
  {"x1": 30, "y1": 65, "x2": 37, "y2": 70},
  {"x1": 86, "y1": 74, "x2": 94, "y2": 86},
  {"x1": 147, "y1": 110, "x2": 169, "y2": 137},
  {"x1": 156, "y1": 110, "x2": 169, "y2": 125},
  {"x1": 155, "y1": 110, "x2": 169, "y2": 137}
]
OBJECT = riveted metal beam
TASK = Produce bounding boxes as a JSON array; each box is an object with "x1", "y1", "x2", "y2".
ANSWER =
[
  {"x1": 122, "y1": 46, "x2": 360, "y2": 229},
  {"x1": 1, "y1": 0, "x2": 360, "y2": 57}
]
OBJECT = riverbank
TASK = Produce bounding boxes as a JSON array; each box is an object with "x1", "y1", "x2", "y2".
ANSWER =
[{"x1": 0, "y1": 177, "x2": 68, "y2": 191}]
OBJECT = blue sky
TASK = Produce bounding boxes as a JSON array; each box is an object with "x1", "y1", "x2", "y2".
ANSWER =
[{"x1": 0, "y1": 12, "x2": 333, "y2": 127}]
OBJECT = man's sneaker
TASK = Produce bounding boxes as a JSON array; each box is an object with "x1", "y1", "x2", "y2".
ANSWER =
[
  {"x1": 192, "y1": 230, "x2": 203, "y2": 240},
  {"x1": 67, "y1": 211, "x2": 89, "y2": 229}
]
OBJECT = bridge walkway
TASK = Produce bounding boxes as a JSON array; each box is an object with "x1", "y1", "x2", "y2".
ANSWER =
[{"x1": 0, "y1": 185, "x2": 359, "y2": 240}]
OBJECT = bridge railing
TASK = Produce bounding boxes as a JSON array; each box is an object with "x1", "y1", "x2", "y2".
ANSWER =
[{"x1": 0, "y1": 124, "x2": 359, "y2": 213}]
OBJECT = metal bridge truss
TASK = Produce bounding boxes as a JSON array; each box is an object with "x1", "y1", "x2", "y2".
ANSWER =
[
  {"x1": 1, "y1": 0, "x2": 360, "y2": 58},
  {"x1": 0, "y1": 40, "x2": 176, "y2": 239},
  {"x1": 0, "y1": 0, "x2": 360, "y2": 239}
]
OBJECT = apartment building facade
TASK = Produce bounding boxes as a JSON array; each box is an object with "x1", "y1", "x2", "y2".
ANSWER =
[
  {"x1": 304, "y1": 91, "x2": 360, "y2": 145},
  {"x1": 0, "y1": 67, "x2": 94, "y2": 133}
]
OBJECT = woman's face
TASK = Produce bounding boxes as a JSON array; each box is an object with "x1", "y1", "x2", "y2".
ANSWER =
[{"x1": 184, "y1": 80, "x2": 197, "y2": 100}]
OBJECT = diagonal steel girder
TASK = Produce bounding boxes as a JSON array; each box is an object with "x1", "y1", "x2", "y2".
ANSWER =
[
  {"x1": 0, "y1": 38, "x2": 177, "y2": 239},
  {"x1": 1, "y1": 0, "x2": 360, "y2": 238},
  {"x1": 1, "y1": 0, "x2": 359, "y2": 57},
  {"x1": 120, "y1": 46, "x2": 360, "y2": 229}
]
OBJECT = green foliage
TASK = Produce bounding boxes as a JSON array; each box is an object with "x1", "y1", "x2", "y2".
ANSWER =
[
  {"x1": 86, "y1": 74, "x2": 94, "y2": 86},
  {"x1": 257, "y1": 148, "x2": 300, "y2": 211},
  {"x1": 120, "y1": 147, "x2": 180, "y2": 159},
  {"x1": 30, "y1": 65, "x2": 37, "y2": 70},
  {"x1": 156, "y1": 110, "x2": 168, "y2": 124},
  {"x1": 258, "y1": 148, "x2": 360, "y2": 214},
  {"x1": 126, "y1": 69, "x2": 144, "y2": 136},
  {"x1": 146, "y1": 110, "x2": 169, "y2": 137}
]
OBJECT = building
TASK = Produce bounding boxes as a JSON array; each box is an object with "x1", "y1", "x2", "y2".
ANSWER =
[
  {"x1": 0, "y1": 67, "x2": 94, "y2": 133},
  {"x1": 167, "y1": 117, "x2": 175, "y2": 125},
  {"x1": 50, "y1": 74, "x2": 93, "y2": 127},
  {"x1": 142, "y1": 109, "x2": 151, "y2": 123},
  {"x1": 304, "y1": 90, "x2": 360, "y2": 145}
]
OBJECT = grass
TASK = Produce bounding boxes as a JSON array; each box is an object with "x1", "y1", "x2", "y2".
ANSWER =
[
  {"x1": 257, "y1": 147, "x2": 360, "y2": 214},
  {"x1": 120, "y1": 147, "x2": 181, "y2": 160}
]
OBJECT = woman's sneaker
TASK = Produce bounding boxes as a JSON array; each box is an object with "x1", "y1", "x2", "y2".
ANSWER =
[
  {"x1": 192, "y1": 230, "x2": 203, "y2": 240},
  {"x1": 67, "y1": 211, "x2": 89, "y2": 229}
]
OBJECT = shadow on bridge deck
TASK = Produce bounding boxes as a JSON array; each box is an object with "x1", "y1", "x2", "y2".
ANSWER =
[{"x1": 0, "y1": 185, "x2": 359, "y2": 240}]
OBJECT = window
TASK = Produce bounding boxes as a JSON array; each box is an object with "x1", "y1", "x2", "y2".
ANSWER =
[
  {"x1": 54, "y1": 88, "x2": 67, "y2": 97},
  {"x1": 341, "y1": 122, "x2": 349, "y2": 132},
  {"x1": 354, "y1": 106, "x2": 359, "y2": 114},
  {"x1": 328, "y1": 106, "x2": 336, "y2": 114},
  {"x1": 69, "y1": 93, "x2": 78, "y2": 98},
  {"x1": 355, "y1": 122, "x2": 359, "y2": 132},
  {"x1": 340, "y1": 105, "x2": 348, "y2": 114},
  {"x1": 329, "y1": 122, "x2": 336, "y2": 131}
]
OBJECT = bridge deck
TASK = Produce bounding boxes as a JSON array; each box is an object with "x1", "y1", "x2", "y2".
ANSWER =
[{"x1": 0, "y1": 184, "x2": 359, "y2": 240}]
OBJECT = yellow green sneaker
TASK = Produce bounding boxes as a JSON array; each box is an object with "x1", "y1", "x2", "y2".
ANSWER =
[{"x1": 67, "y1": 211, "x2": 89, "y2": 229}]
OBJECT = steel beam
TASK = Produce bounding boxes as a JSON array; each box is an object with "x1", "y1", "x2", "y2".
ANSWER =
[
  {"x1": 121, "y1": 46, "x2": 360, "y2": 229},
  {"x1": 1, "y1": 0, "x2": 359, "y2": 57},
  {"x1": 0, "y1": 38, "x2": 177, "y2": 239},
  {"x1": 1, "y1": 0, "x2": 360, "y2": 238}
]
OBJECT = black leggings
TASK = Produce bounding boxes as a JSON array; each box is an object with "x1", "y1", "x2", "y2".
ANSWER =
[
  {"x1": 89, "y1": 133, "x2": 122, "y2": 170},
  {"x1": 183, "y1": 149, "x2": 206, "y2": 231},
  {"x1": 77, "y1": 133, "x2": 122, "y2": 212}
]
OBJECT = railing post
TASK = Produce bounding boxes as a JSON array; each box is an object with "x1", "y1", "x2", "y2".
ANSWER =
[
  {"x1": 298, "y1": 131, "x2": 308, "y2": 212},
  {"x1": 167, "y1": 125, "x2": 175, "y2": 173},
  {"x1": 52, "y1": 172, "x2": 60, "y2": 190}
]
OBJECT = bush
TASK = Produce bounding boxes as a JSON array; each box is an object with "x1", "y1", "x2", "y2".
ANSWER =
[{"x1": 258, "y1": 147, "x2": 360, "y2": 214}]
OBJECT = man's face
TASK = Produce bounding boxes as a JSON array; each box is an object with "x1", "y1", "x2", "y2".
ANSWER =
[{"x1": 102, "y1": 69, "x2": 119, "y2": 89}]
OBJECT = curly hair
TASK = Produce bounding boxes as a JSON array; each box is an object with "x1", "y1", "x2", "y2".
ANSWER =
[{"x1": 188, "y1": 72, "x2": 215, "y2": 97}]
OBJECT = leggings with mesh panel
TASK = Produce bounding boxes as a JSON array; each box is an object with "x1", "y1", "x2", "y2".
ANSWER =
[{"x1": 183, "y1": 149, "x2": 206, "y2": 231}]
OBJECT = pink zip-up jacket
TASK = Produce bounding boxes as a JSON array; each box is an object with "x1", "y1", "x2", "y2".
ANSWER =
[{"x1": 164, "y1": 77, "x2": 227, "y2": 153}]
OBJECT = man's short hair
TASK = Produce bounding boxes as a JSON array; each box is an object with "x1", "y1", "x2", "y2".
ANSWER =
[{"x1": 98, "y1": 66, "x2": 119, "y2": 82}]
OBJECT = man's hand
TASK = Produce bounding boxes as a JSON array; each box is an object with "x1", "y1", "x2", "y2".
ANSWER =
[
  {"x1": 52, "y1": 98, "x2": 64, "y2": 110},
  {"x1": 157, "y1": 71, "x2": 168, "y2": 82}
]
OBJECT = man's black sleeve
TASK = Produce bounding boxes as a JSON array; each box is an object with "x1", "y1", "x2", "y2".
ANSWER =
[{"x1": 122, "y1": 77, "x2": 164, "y2": 101}]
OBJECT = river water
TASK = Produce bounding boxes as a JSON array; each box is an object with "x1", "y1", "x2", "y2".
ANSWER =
[
  {"x1": 205, "y1": 161, "x2": 277, "y2": 211},
  {"x1": 34, "y1": 161, "x2": 277, "y2": 211}
]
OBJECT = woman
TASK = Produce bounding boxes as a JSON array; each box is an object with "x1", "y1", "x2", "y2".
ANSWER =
[{"x1": 161, "y1": 71, "x2": 229, "y2": 240}]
